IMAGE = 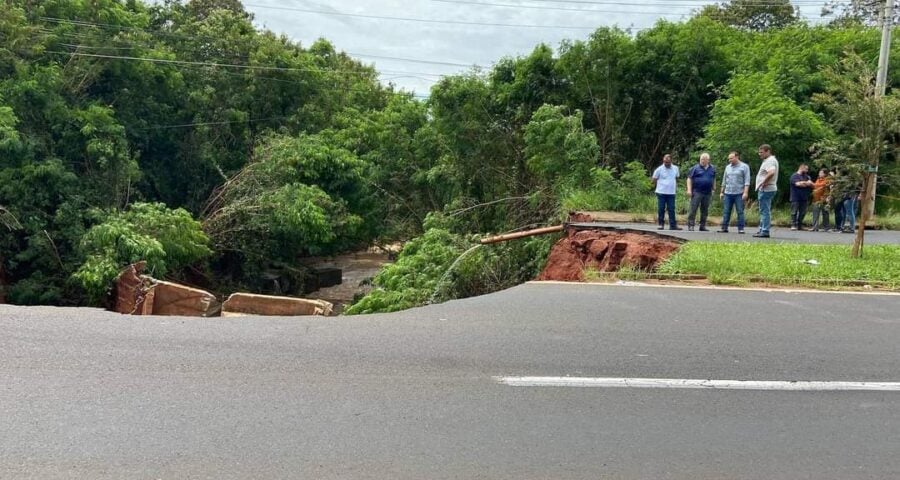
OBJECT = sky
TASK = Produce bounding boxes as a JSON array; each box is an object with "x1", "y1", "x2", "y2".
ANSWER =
[{"x1": 241, "y1": 0, "x2": 832, "y2": 97}]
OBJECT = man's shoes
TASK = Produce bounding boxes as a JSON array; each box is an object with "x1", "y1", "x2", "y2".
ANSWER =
[
  {"x1": 698, "y1": 227, "x2": 709, "y2": 232},
  {"x1": 688, "y1": 226, "x2": 694, "y2": 231},
  {"x1": 657, "y1": 225, "x2": 665, "y2": 230},
  {"x1": 790, "y1": 226, "x2": 798, "y2": 231},
  {"x1": 670, "y1": 226, "x2": 683, "y2": 231},
  {"x1": 717, "y1": 229, "x2": 729, "y2": 233},
  {"x1": 738, "y1": 230, "x2": 745, "y2": 234},
  {"x1": 812, "y1": 228, "x2": 819, "y2": 232},
  {"x1": 752, "y1": 232, "x2": 770, "y2": 238}
]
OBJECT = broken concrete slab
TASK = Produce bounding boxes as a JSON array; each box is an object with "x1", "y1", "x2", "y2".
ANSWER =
[
  {"x1": 222, "y1": 293, "x2": 333, "y2": 317},
  {"x1": 114, "y1": 263, "x2": 219, "y2": 317},
  {"x1": 114, "y1": 262, "x2": 154, "y2": 315},
  {"x1": 150, "y1": 280, "x2": 220, "y2": 317}
]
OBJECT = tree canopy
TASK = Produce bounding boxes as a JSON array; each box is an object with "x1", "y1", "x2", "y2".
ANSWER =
[{"x1": 1, "y1": 0, "x2": 898, "y2": 306}]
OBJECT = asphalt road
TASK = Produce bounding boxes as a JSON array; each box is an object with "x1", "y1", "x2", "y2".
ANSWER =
[
  {"x1": 2, "y1": 283, "x2": 900, "y2": 479},
  {"x1": 577, "y1": 222, "x2": 900, "y2": 244}
]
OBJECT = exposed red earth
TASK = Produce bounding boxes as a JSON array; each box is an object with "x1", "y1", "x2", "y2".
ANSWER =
[{"x1": 537, "y1": 222, "x2": 684, "y2": 282}]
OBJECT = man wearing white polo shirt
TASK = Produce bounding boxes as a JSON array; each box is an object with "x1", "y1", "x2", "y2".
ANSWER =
[{"x1": 651, "y1": 154, "x2": 682, "y2": 231}]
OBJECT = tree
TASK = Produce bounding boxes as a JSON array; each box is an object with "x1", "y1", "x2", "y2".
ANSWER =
[
  {"x1": 524, "y1": 105, "x2": 599, "y2": 190},
  {"x1": 813, "y1": 54, "x2": 900, "y2": 258},
  {"x1": 823, "y1": 0, "x2": 899, "y2": 27},
  {"x1": 700, "y1": 0, "x2": 799, "y2": 31},
  {"x1": 700, "y1": 72, "x2": 833, "y2": 196}
]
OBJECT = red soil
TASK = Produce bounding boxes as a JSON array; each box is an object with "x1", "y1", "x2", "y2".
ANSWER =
[{"x1": 537, "y1": 228, "x2": 684, "y2": 281}]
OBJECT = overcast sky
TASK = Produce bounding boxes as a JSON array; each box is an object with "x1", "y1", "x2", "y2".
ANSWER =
[{"x1": 242, "y1": 0, "x2": 830, "y2": 96}]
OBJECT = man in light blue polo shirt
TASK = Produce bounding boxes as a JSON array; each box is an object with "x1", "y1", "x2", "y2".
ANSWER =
[
  {"x1": 651, "y1": 154, "x2": 682, "y2": 231},
  {"x1": 719, "y1": 151, "x2": 751, "y2": 234}
]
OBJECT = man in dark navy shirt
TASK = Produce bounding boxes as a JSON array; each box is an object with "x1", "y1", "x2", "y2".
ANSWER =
[
  {"x1": 686, "y1": 153, "x2": 717, "y2": 231},
  {"x1": 789, "y1": 163, "x2": 815, "y2": 230}
]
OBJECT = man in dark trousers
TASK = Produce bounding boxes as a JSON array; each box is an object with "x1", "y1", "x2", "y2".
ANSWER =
[
  {"x1": 686, "y1": 153, "x2": 717, "y2": 231},
  {"x1": 789, "y1": 163, "x2": 815, "y2": 230},
  {"x1": 651, "y1": 154, "x2": 682, "y2": 231}
]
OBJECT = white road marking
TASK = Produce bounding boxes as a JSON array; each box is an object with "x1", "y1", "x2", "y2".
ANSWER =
[{"x1": 495, "y1": 376, "x2": 900, "y2": 392}]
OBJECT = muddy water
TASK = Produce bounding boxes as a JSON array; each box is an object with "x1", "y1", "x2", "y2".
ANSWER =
[{"x1": 304, "y1": 250, "x2": 394, "y2": 314}]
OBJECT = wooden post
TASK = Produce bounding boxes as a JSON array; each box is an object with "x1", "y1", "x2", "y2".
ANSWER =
[{"x1": 479, "y1": 225, "x2": 565, "y2": 245}]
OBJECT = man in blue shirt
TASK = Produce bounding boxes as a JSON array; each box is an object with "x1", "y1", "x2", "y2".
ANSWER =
[
  {"x1": 718, "y1": 151, "x2": 751, "y2": 234},
  {"x1": 686, "y1": 153, "x2": 717, "y2": 231},
  {"x1": 789, "y1": 163, "x2": 815, "y2": 230}
]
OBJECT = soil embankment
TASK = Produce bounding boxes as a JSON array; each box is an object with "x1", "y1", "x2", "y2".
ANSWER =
[{"x1": 538, "y1": 226, "x2": 684, "y2": 282}]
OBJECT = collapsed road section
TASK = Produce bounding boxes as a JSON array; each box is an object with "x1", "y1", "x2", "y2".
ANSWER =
[
  {"x1": 482, "y1": 214, "x2": 686, "y2": 283},
  {"x1": 537, "y1": 224, "x2": 684, "y2": 281}
]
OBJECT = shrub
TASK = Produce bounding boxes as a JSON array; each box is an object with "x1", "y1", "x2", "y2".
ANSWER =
[{"x1": 73, "y1": 203, "x2": 212, "y2": 304}]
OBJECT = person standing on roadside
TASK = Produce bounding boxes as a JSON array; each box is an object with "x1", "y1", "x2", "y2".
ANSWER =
[
  {"x1": 810, "y1": 168, "x2": 831, "y2": 232},
  {"x1": 719, "y1": 151, "x2": 751, "y2": 234},
  {"x1": 842, "y1": 180, "x2": 863, "y2": 233},
  {"x1": 754, "y1": 144, "x2": 779, "y2": 238},
  {"x1": 831, "y1": 170, "x2": 845, "y2": 232},
  {"x1": 789, "y1": 163, "x2": 815, "y2": 230},
  {"x1": 686, "y1": 153, "x2": 717, "y2": 231},
  {"x1": 651, "y1": 154, "x2": 682, "y2": 231}
]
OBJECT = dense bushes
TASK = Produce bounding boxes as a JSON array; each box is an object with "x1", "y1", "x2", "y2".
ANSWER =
[
  {"x1": 345, "y1": 222, "x2": 553, "y2": 315},
  {"x1": 73, "y1": 203, "x2": 211, "y2": 303}
]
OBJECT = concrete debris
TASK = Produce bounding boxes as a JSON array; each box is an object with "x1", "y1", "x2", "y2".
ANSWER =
[
  {"x1": 113, "y1": 263, "x2": 331, "y2": 317},
  {"x1": 149, "y1": 280, "x2": 220, "y2": 317},
  {"x1": 222, "y1": 293, "x2": 333, "y2": 317},
  {"x1": 114, "y1": 261, "x2": 155, "y2": 315}
]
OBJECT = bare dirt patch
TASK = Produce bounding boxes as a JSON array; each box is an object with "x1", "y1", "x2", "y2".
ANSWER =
[{"x1": 538, "y1": 227, "x2": 684, "y2": 282}]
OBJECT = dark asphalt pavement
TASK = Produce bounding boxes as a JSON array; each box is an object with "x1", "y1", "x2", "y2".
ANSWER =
[
  {"x1": 576, "y1": 222, "x2": 900, "y2": 244},
  {"x1": 2, "y1": 283, "x2": 899, "y2": 479}
]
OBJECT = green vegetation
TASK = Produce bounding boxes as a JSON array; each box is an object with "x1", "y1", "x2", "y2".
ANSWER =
[
  {"x1": 345, "y1": 225, "x2": 553, "y2": 315},
  {"x1": 658, "y1": 242, "x2": 900, "y2": 288},
  {"x1": 74, "y1": 203, "x2": 211, "y2": 303},
  {"x1": 1, "y1": 0, "x2": 898, "y2": 311}
]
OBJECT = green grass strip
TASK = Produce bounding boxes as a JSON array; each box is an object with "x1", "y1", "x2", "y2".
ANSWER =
[{"x1": 658, "y1": 242, "x2": 900, "y2": 289}]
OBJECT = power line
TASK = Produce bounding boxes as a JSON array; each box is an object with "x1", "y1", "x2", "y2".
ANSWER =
[
  {"x1": 132, "y1": 116, "x2": 294, "y2": 131},
  {"x1": 53, "y1": 42, "x2": 450, "y2": 77},
  {"x1": 516, "y1": 0, "x2": 830, "y2": 6},
  {"x1": 347, "y1": 52, "x2": 483, "y2": 68},
  {"x1": 241, "y1": 3, "x2": 600, "y2": 29},
  {"x1": 38, "y1": 19, "x2": 465, "y2": 74},
  {"x1": 432, "y1": 0, "x2": 700, "y2": 14},
  {"x1": 432, "y1": 0, "x2": 834, "y2": 19},
  {"x1": 46, "y1": 50, "x2": 380, "y2": 75}
]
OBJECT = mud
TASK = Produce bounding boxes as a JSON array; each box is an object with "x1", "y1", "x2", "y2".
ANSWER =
[{"x1": 538, "y1": 227, "x2": 684, "y2": 282}]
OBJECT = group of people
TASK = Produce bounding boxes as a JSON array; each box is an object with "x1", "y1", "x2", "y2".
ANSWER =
[{"x1": 650, "y1": 144, "x2": 862, "y2": 238}]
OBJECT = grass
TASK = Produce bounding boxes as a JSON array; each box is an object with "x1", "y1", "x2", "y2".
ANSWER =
[
  {"x1": 583, "y1": 264, "x2": 651, "y2": 282},
  {"x1": 657, "y1": 242, "x2": 900, "y2": 289}
]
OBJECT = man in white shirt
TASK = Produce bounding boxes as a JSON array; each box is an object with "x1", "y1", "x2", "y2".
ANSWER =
[
  {"x1": 754, "y1": 144, "x2": 779, "y2": 238},
  {"x1": 651, "y1": 154, "x2": 682, "y2": 230}
]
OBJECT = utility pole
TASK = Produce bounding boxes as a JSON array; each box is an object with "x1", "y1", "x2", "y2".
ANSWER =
[
  {"x1": 865, "y1": 0, "x2": 894, "y2": 220},
  {"x1": 856, "y1": 0, "x2": 894, "y2": 256},
  {"x1": 876, "y1": 0, "x2": 894, "y2": 95}
]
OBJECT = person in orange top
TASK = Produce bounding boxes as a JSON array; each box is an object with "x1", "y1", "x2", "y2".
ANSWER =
[{"x1": 810, "y1": 168, "x2": 831, "y2": 232}]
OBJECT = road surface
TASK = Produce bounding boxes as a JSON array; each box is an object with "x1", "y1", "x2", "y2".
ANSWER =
[
  {"x1": 2, "y1": 283, "x2": 899, "y2": 479},
  {"x1": 574, "y1": 222, "x2": 900, "y2": 244}
]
